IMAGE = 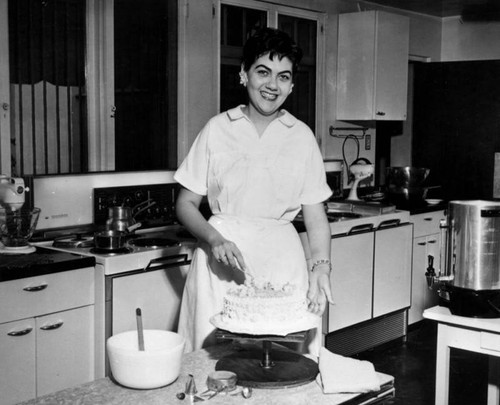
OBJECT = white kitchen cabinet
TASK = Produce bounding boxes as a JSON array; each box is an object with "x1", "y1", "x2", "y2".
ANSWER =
[
  {"x1": 325, "y1": 222, "x2": 412, "y2": 333},
  {"x1": 409, "y1": 210, "x2": 445, "y2": 325},
  {"x1": 373, "y1": 224, "x2": 413, "y2": 317},
  {"x1": 0, "y1": 268, "x2": 94, "y2": 405},
  {"x1": 36, "y1": 306, "x2": 94, "y2": 396},
  {"x1": 0, "y1": 319, "x2": 36, "y2": 404},
  {"x1": 336, "y1": 10, "x2": 410, "y2": 120},
  {"x1": 326, "y1": 232, "x2": 374, "y2": 331}
]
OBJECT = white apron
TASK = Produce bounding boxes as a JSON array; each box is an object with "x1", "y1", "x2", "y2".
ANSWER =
[{"x1": 177, "y1": 214, "x2": 321, "y2": 355}]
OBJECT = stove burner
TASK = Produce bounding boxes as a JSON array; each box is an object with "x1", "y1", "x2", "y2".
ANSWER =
[
  {"x1": 89, "y1": 247, "x2": 133, "y2": 255},
  {"x1": 53, "y1": 234, "x2": 94, "y2": 248},
  {"x1": 129, "y1": 237, "x2": 179, "y2": 248}
]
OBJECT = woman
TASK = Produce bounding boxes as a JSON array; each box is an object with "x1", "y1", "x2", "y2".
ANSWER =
[{"x1": 174, "y1": 28, "x2": 333, "y2": 355}]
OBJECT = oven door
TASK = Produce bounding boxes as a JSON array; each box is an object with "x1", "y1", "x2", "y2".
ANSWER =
[{"x1": 105, "y1": 253, "x2": 190, "y2": 338}]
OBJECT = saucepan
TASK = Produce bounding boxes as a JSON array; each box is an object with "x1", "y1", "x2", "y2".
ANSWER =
[
  {"x1": 94, "y1": 222, "x2": 141, "y2": 250},
  {"x1": 106, "y1": 206, "x2": 142, "y2": 232}
]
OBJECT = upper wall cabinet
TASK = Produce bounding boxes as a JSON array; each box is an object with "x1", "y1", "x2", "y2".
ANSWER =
[{"x1": 336, "y1": 11, "x2": 410, "y2": 121}]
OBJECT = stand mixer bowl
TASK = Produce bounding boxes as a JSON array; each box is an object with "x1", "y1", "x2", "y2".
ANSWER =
[{"x1": 1, "y1": 207, "x2": 41, "y2": 247}]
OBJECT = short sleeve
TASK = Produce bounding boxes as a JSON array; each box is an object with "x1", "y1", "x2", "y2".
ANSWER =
[
  {"x1": 299, "y1": 136, "x2": 332, "y2": 205},
  {"x1": 174, "y1": 121, "x2": 211, "y2": 196}
]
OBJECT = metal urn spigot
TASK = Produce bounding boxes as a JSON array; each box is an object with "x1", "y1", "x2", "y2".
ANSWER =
[{"x1": 425, "y1": 255, "x2": 436, "y2": 289}]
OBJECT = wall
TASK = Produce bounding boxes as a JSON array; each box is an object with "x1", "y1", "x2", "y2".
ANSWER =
[{"x1": 441, "y1": 17, "x2": 500, "y2": 61}]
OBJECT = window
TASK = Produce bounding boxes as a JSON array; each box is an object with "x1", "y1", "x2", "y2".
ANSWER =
[
  {"x1": 218, "y1": 0, "x2": 325, "y2": 135},
  {"x1": 2, "y1": 0, "x2": 177, "y2": 176}
]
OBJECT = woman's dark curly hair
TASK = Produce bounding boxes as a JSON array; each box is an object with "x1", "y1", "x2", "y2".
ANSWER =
[{"x1": 242, "y1": 28, "x2": 303, "y2": 77}]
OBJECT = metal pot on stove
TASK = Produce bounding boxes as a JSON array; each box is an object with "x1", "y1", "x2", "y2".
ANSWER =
[
  {"x1": 106, "y1": 206, "x2": 141, "y2": 232},
  {"x1": 94, "y1": 222, "x2": 141, "y2": 250}
]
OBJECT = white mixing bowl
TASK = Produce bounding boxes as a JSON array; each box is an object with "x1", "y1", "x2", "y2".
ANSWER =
[{"x1": 107, "y1": 329, "x2": 185, "y2": 389}]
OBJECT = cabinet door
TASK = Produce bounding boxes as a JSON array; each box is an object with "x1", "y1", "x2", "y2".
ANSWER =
[
  {"x1": 373, "y1": 11, "x2": 409, "y2": 120},
  {"x1": 409, "y1": 234, "x2": 441, "y2": 324},
  {"x1": 373, "y1": 224, "x2": 412, "y2": 317},
  {"x1": 111, "y1": 265, "x2": 189, "y2": 335},
  {"x1": 36, "y1": 306, "x2": 94, "y2": 397},
  {"x1": 0, "y1": 319, "x2": 36, "y2": 405},
  {"x1": 326, "y1": 232, "x2": 374, "y2": 332},
  {"x1": 336, "y1": 11, "x2": 409, "y2": 120}
]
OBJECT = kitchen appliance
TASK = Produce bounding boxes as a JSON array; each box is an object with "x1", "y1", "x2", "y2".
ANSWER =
[
  {"x1": 428, "y1": 200, "x2": 500, "y2": 318},
  {"x1": 32, "y1": 182, "x2": 194, "y2": 378},
  {"x1": 0, "y1": 175, "x2": 29, "y2": 211},
  {"x1": 324, "y1": 160, "x2": 344, "y2": 200},
  {"x1": 347, "y1": 158, "x2": 375, "y2": 201},
  {"x1": 0, "y1": 175, "x2": 40, "y2": 254}
]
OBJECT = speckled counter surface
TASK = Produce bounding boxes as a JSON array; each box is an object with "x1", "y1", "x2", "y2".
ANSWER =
[{"x1": 18, "y1": 343, "x2": 393, "y2": 405}]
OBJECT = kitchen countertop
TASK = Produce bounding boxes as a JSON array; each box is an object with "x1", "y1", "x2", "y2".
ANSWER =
[
  {"x1": 407, "y1": 201, "x2": 447, "y2": 215},
  {"x1": 17, "y1": 343, "x2": 394, "y2": 405},
  {"x1": 0, "y1": 247, "x2": 95, "y2": 282}
]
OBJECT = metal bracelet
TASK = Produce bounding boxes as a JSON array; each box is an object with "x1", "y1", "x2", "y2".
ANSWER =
[{"x1": 311, "y1": 259, "x2": 332, "y2": 272}]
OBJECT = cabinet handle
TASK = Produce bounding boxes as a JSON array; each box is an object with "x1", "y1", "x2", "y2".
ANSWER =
[
  {"x1": 40, "y1": 321, "x2": 64, "y2": 331},
  {"x1": 346, "y1": 223, "x2": 374, "y2": 235},
  {"x1": 377, "y1": 219, "x2": 401, "y2": 229},
  {"x1": 424, "y1": 217, "x2": 433, "y2": 221},
  {"x1": 428, "y1": 239, "x2": 437, "y2": 244},
  {"x1": 23, "y1": 283, "x2": 48, "y2": 292},
  {"x1": 376, "y1": 111, "x2": 386, "y2": 116},
  {"x1": 417, "y1": 242, "x2": 426, "y2": 246},
  {"x1": 7, "y1": 327, "x2": 33, "y2": 336}
]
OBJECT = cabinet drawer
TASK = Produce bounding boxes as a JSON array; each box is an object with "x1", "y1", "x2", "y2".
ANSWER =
[
  {"x1": 412, "y1": 210, "x2": 445, "y2": 238},
  {"x1": 0, "y1": 268, "x2": 94, "y2": 324}
]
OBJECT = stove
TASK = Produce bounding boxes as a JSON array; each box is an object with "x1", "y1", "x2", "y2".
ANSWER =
[
  {"x1": 32, "y1": 183, "x2": 195, "y2": 275},
  {"x1": 35, "y1": 228, "x2": 194, "y2": 275}
]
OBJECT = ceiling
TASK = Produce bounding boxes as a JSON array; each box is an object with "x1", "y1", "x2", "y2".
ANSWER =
[{"x1": 354, "y1": 0, "x2": 500, "y2": 20}]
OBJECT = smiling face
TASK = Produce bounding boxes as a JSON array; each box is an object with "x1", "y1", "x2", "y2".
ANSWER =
[{"x1": 244, "y1": 52, "x2": 294, "y2": 121}]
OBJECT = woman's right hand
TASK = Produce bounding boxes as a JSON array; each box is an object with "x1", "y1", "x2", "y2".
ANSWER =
[
  {"x1": 210, "y1": 236, "x2": 247, "y2": 271},
  {"x1": 176, "y1": 187, "x2": 247, "y2": 272}
]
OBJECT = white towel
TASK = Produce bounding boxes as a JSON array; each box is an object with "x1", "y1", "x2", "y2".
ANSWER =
[{"x1": 316, "y1": 347, "x2": 381, "y2": 394}]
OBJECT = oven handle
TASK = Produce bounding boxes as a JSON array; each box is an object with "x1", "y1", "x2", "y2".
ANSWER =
[{"x1": 143, "y1": 254, "x2": 190, "y2": 271}]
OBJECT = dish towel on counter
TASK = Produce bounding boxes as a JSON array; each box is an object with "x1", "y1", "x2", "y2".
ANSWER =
[{"x1": 316, "y1": 347, "x2": 381, "y2": 394}]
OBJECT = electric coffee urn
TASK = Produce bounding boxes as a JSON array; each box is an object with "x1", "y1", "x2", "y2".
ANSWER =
[{"x1": 438, "y1": 200, "x2": 500, "y2": 318}]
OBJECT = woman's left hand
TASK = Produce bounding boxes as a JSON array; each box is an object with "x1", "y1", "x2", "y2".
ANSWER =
[{"x1": 307, "y1": 265, "x2": 333, "y2": 316}]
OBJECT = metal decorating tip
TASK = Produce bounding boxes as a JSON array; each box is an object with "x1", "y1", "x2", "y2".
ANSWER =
[{"x1": 185, "y1": 374, "x2": 198, "y2": 396}]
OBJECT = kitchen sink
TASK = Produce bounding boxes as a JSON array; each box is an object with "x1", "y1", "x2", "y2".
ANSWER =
[
  {"x1": 326, "y1": 211, "x2": 363, "y2": 222},
  {"x1": 327, "y1": 200, "x2": 396, "y2": 216}
]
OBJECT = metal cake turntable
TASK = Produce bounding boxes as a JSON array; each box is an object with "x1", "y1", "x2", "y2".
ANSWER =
[{"x1": 214, "y1": 329, "x2": 318, "y2": 389}]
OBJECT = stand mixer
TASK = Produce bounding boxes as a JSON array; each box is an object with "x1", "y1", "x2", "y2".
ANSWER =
[
  {"x1": 0, "y1": 175, "x2": 39, "y2": 254},
  {"x1": 347, "y1": 158, "x2": 375, "y2": 201}
]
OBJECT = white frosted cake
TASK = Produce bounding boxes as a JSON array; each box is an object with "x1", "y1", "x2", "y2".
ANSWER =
[{"x1": 211, "y1": 280, "x2": 318, "y2": 335}]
